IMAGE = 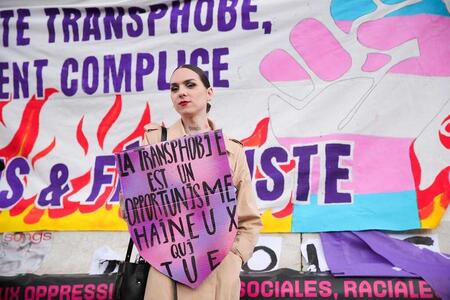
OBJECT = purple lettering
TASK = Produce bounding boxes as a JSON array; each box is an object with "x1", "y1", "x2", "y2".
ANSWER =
[
  {"x1": 244, "y1": 149, "x2": 255, "y2": 179},
  {"x1": 0, "y1": 157, "x2": 30, "y2": 209},
  {"x1": 0, "y1": 62, "x2": 9, "y2": 99},
  {"x1": 126, "y1": 7, "x2": 145, "y2": 37},
  {"x1": 85, "y1": 155, "x2": 115, "y2": 202},
  {"x1": 82, "y1": 56, "x2": 99, "y2": 95},
  {"x1": 44, "y1": 8, "x2": 60, "y2": 43},
  {"x1": 82, "y1": 7, "x2": 101, "y2": 41},
  {"x1": 324, "y1": 143, "x2": 352, "y2": 204},
  {"x1": 13, "y1": 62, "x2": 29, "y2": 99},
  {"x1": 212, "y1": 48, "x2": 229, "y2": 87},
  {"x1": 103, "y1": 53, "x2": 132, "y2": 93},
  {"x1": 158, "y1": 51, "x2": 170, "y2": 90},
  {"x1": 62, "y1": 8, "x2": 81, "y2": 42},
  {"x1": 104, "y1": 7, "x2": 124, "y2": 40},
  {"x1": 177, "y1": 49, "x2": 187, "y2": 66},
  {"x1": 0, "y1": 10, "x2": 13, "y2": 47},
  {"x1": 242, "y1": 0, "x2": 258, "y2": 30},
  {"x1": 256, "y1": 147, "x2": 288, "y2": 201},
  {"x1": 190, "y1": 48, "x2": 209, "y2": 70},
  {"x1": 148, "y1": 4, "x2": 168, "y2": 36},
  {"x1": 218, "y1": 0, "x2": 237, "y2": 31},
  {"x1": 293, "y1": 145, "x2": 318, "y2": 202},
  {"x1": 136, "y1": 53, "x2": 154, "y2": 91},
  {"x1": 194, "y1": 0, "x2": 213, "y2": 31},
  {"x1": 61, "y1": 57, "x2": 78, "y2": 96},
  {"x1": 16, "y1": 9, "x2": 30, "y2": 45},
  {"x1": 34, "y1": 59, "x2": 48, "y2": 98},
  {"x1": 170, "y1": 0, "x2": 191, "y2": 33},
  {"x1": 37, "y1": 163, "x2": 69, "y2": 207}
]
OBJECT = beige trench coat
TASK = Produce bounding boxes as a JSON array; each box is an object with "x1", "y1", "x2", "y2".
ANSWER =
[{"x1": 141, "y1": 119, "x2": 262, "y2": 300}]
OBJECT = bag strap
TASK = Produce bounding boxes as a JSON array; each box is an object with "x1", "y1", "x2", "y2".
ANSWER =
[
  {"x1": 124, "y1": 126, "x2": 167, "y2": 263},
  {"x1": 125, "y1": 237, "x2": 134, "y2": 262},
  {"x1": 161, "y1": 126, "x2": 167, "y2": 142}
]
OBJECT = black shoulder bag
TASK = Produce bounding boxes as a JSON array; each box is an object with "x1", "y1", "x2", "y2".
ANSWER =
[{"x1": 114, "y1": 126, "x2": 167, "y2": 300}]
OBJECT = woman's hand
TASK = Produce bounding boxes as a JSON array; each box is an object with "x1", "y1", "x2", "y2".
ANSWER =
[{"x1": 118, "y1": 192, "x2": 127, "y2": 221}]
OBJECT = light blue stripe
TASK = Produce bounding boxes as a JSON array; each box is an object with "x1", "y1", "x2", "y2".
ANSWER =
[
  {"x1": 331, "y1": 0, "x2": 449, "y2": 21},
  {"x1": 292, "y1": 191, "x2": 420, "y2": 232}
]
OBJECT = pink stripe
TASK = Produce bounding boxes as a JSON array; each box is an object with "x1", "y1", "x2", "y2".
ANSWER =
[
  {"x1": 260, "y1": 49, "x2": 311, "y2": 81},
  {"x1": 290, "y1": 18, "x2": 352, "y2": 81},
  {"x1": 358, "y1": 15, "x2": 450, "y2": 76},
  {"x1": 279, "y1": 134, "x2": 415, "y2": 194},
  {"x1": 362, "y1": 53, "x2": 392, "y2": 72}
]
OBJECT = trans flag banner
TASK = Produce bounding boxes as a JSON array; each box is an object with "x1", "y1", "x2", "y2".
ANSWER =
[{"x1": 0, "y1": 0, "x2": 449, "y2": 232}]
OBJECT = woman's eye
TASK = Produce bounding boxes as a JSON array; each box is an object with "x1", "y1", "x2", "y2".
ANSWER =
[
  {"x1": 186, "y1": 82, "x2": 196, "y2": 88},
  {"x1": 170, "y1": 86, "x2": 178, "y2": 92}
]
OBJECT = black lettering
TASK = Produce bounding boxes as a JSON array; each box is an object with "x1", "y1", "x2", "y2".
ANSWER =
[
  {"x1": 214, "y1": 130, "x2": 227, "y2": 155},
  {"x1": 182, "y1": 255, "x2": 198, "y2": 283},
  {"x1": 201, "y1": 208, "x2": 216, "y2": 235},
  {"x1": 207, "y1": 249, "x2": 220, "y2": 271},
  {"x1": 226, "y1": 205, "x2": 238, "y2": 231},
  {"x1": 161, "y1": 261, "x2": 173, "y2": 277},
  {"x1": 133, "y1": 226, "x2": 149, "y2": 251}
]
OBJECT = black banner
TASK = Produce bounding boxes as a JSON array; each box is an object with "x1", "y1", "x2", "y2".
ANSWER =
[{"x1": 0, "y1": 269, "x2": 440, "y2": 300}]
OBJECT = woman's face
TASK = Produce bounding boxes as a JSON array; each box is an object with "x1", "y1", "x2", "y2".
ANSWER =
[{"x1": 169, "y1": 68, "x2": 213, "y2": 118}]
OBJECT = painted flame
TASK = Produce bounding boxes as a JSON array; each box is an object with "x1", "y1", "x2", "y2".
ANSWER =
[
  {"x1": 410, "y1": 115, "x2": 450, "y2": 228},
  {"x1": 113, "y1": 102, "x2": 151, "y2": 152},
  {"x1": 97, "y1": 95, "x2": 122, "y2": 150},
  {"x1": 77, "y1": 116, "x2": 89, "y2": 155},
  {"x1": 241, "y1": 117, "x2": 293, "y2": 232},
  {"x1": 31, "y1": 137, "x2": 56, "y2": 168},
  {"x1": 0, "y1": 88, "x2": 57, "y2": 160},
  {"x1": 0, "y1": 91, "x2": 151, "y2": 228},
  {"x1": 0, "y1": 100, "x2": 11, "y2": 126}
]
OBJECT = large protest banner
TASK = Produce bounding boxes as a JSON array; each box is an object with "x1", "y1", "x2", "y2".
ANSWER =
[
  {"x1": 0, "y1": 0, "x2": 449, "y2": 232},
  {"x1": 116, "y1": 130, "x2": 237, "y2": 287}
]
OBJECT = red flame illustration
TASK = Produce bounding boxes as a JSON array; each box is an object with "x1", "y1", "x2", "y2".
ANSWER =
[
  {"x1": 24, "y1": 206, "x2": 45, "y2": 224},
  {"x1": 273, "y1": 200, "x2": 293, "y2": 218},
  {"x1": 0, "y1": 88, "x2": 57, "y2": 160},
  {"x1": 113, "y1": 103, "x2": 151, "y2": 152},
  {"x1": 31, "y1": 137, "x2": 56, "y2": 168},
  {"x1": 439, "y1": 114, "x2": 450, "y2": 149},
  {"x1": 10, "y1": 196, "x2": 36, "y2": 216},
  {"x1": 97, "y1": 95, "x2": 122, "y2": 150},
  {"x1": 241, "y1": 117, "x2": 294, "y2": 217},
  {"x1": 77, "y1": 116, "x2": 89, "y2": 155},
  {"x1": 48, "y1": 170, "x2": 91, "y2": 219},
  {"x1": 1, "y1": 89, "x2": 57, "y2": 221},
  {"x1": 410, "y1": 133, "x2": 450, "y2": 221},
  {"x1": 242, "y1": 117, "x2": 270, "y2": 147},
  {"x1": 0, "y1": 100, "x2": 11, "y2": 126},
  {"x1": 1, "y1": 89, "x2": 152, "y2": 225},
  {"x1": 44, "y1": 100, "x2": 150, "y2": 220}
]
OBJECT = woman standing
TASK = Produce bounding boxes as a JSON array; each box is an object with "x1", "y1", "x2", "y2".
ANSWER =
[{"x1": 132, "y1": 64, "x2": 262, "y2": 300}]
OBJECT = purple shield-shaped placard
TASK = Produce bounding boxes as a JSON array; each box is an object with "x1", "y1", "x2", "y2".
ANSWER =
[{"x1": 115, "y1": 129, "x2": 237, "y2": 288}]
